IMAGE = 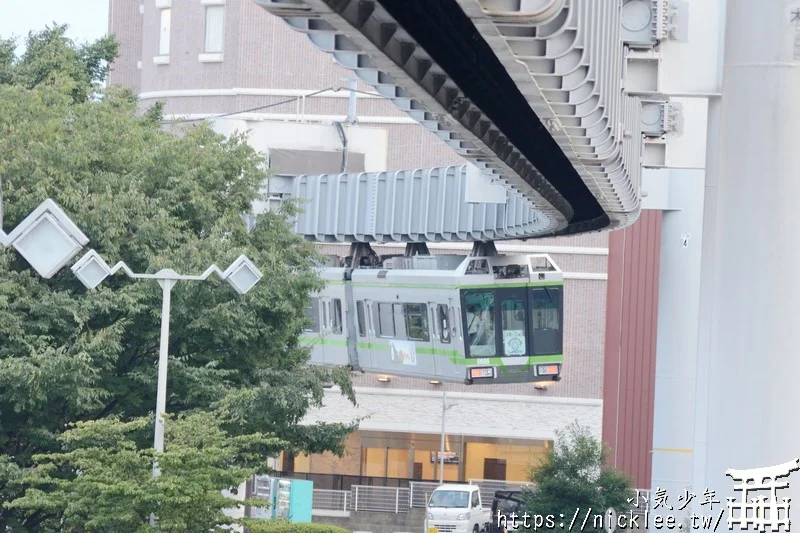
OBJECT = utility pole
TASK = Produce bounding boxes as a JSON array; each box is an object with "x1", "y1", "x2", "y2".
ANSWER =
[
  {"x1": 439, "y1": 391, "x2": 457, "y2": 485},
  {"x1": 439, "y1": 391, "x2": 446, "y2": 485},
  {"x1": 346, "y1": 77, "x2": 357, "y2": 124}
]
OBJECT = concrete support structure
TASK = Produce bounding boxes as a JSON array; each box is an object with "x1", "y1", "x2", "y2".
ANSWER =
[
  {"x1": 694, "y1": 0, "x2": 800, "y2": 510},
  {"x1": 645, "y1": 168, "x2": 707, "y2": 524}
]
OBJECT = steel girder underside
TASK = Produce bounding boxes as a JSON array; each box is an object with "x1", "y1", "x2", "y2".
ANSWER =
[{"x1": 254, "y1": 0, "x2": 643, "y2": 239}]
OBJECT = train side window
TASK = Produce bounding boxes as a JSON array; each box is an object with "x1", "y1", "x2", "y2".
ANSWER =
[
  {"x1": 500, "y1": 296, "x2": 527, "y2": 356},
  {"x1": 377, "y1": 302, "x2": 396, "y2": 338},
  {"x1": 438, "y1": 304, "x2": 451, "y2": 344},
  {"x1": 304, "y1": 297, "x2": 320, "y2": 332},
  {"x1": 531, "y1": 287, "x2": 563, "y2": 354},
  {"x1": 356, "y1": 301, "x2": 366, "y2": 337},
  {"x1": 332, "y1": 299, "x2": 343, "y2": 334},
  {"x1": 322, "y1": 300, "x2": 329, "y2": 331},
  {"x1": 403, "y1": 303, "x2": 430, "y2": 342},
  {"x1": 464, "y1": 291, "x2": 496, "y2": 357}
]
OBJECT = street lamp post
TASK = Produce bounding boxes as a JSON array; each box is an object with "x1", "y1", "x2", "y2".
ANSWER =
[
  {"x1": 71, "y1": 249, "x2": 263, "y2": 472},
  {"x1": 439, "y1": 391, "x2": 458, "y2": 485}
]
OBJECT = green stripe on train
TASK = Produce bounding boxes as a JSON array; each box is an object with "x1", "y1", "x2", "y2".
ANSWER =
[
  {"x1": 300, "y1": 335, "x2": 562, "y2": 367},
  {"x1": 323, "y1": 281, "x2": 562, "y2": 289},
  {"x1": 299, "y1": 337, "x2": 347, "y2": 347}
]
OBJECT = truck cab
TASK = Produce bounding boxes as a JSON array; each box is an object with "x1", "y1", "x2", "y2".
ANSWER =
[{"x1": 425, "y1": 484, "x2": 490, "y2": 533}]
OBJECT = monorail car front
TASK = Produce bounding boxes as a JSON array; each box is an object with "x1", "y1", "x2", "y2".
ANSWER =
[{"x1": 301, "y1": 253, "x2": 564, "y2": 385}]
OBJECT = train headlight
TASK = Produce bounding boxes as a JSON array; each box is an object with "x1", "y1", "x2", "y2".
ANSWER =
[
  {"x1": 537, "y1": 364, "x2": 560, "y2": 376},
  {"x1": 469, "y1": 367, "x2": 495, "y2": 379}
]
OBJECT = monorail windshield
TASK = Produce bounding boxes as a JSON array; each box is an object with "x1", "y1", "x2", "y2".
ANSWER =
[{"x1": 462, "y1": 286, "x2": 563, "y2": 358}]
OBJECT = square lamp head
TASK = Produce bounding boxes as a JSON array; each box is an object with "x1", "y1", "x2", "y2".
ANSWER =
[
  {"x1": 12, "y1": 212, "x2": 85, "y2": 279},
  {"x1": 71, "y1": 249, "x2": 113, "y2": 289},
  {"x1": 223, "y1": 255, "x2": 262, "y2": 295}
]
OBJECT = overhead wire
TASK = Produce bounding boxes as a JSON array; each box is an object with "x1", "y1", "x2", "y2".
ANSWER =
[{"x1": 158, "y1": 85, "x2": 389, "y2": 125}]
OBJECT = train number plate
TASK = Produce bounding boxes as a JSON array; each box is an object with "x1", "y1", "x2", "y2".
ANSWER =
[
  {"x1": 477, "y1": 358, "x2": 490, "y2": 365},
  {"x1": 469, "y1": 367, "x2": 495, "y2": 379}
]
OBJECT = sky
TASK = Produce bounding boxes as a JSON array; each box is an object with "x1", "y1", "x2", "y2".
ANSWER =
[{"x1": 0, "y1": 0, "x2": 109, "y2": 52}]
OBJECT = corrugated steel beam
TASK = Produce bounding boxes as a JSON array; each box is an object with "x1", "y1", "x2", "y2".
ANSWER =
[
  {"x1": 286, "y1": 165, "x2": 551, "y2": 242},
  {"x1": 254, "y1": 0, "x2": 570, "y2": 237},
  {"x1": 253, "y1": 0, "x2": 644, "y2": 237},
  {"x1": 457, "y1": 0, "x2": 643, "y2": 228}
]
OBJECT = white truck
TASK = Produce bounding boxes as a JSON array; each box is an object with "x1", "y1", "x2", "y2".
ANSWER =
[{"x1": 424, "y1": 484, "x2": 491, "y2": 533}]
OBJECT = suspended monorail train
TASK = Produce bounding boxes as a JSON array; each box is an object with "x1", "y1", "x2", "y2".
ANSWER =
[{"x1": 301, "y1": 247, "x2": 564, "y2": 385}]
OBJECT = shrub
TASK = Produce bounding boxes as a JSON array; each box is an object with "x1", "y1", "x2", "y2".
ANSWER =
[{"x1": 243, "y1": 520, "x2": 351, "y2": 533}]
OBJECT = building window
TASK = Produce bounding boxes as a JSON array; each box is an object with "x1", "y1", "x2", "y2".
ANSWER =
[
  {"x1": 158, "y1": 8, "x2": 171, "y2": 56},
  {"x1": 204, "y1": 5, "x2": 224, "y2": 53}
]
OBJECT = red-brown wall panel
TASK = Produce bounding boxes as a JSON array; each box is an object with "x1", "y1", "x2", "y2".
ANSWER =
[{"x1": 602, "y1": 210, "x2": 662, "y2": 489}]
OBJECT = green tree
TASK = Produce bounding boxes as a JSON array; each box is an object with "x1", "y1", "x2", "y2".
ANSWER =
[
  {"x1": 6, "y1": 410, "x2": 285, "y2": 532},
  {"x1": 0, "y1": 26, "x2": 356, "y2": 531},
  {"x1": 0, "y1": 23, "x2": 117, "y2": 102},
  {"x1": 521, "y1": 422, "x2": 633, "y2": 532}
]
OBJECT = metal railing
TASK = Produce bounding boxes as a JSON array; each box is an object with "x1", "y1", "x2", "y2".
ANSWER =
[
  {"x1": 351, "y1": 485, "x2": 410, "y2": 513},
  {"x1": 312, "y1": 489, "x2": 349, "y2": 513},
  {"x1": 275, "y1": 471, "x2": 415, "y2": 491},
  {"x1": 306, "y1": 481, "x2": 650, "y2": 521},
  {"x1": 409, "y1": 481, "x2": 442, "y2": 508}
]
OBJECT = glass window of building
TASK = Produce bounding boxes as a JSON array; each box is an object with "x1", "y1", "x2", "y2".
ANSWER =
[
  {"x1": 158, "y1": 8, "x2": 171, "y2": 56},
  {"x1": 464, "y1": 442, "x2": 549, "y2": 482},
  {"x1": 386, "y1": 449, "x2": 409, "y2": 478},
  {"x1": 204, "y1": 5, "x2": 225, "y2": 53},
  {"x1": 362, "y1": 447, "x2": 386, "y2": 477}
]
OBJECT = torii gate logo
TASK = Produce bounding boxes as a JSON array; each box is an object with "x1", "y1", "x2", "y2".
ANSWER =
[{"x1": 726, "y1": 459, "x2": 799, "y2": 531}]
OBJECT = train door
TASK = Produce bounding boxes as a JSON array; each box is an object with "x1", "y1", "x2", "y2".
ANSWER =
[
  {"x1": 319, "y1": 296, "x2": 348, "y2": 365},
  {"x1": 429, "y1": 300, "x2": 457, "y2": 379},
  {"x1": 303, "y1": 296, "x2": 324, "y2": 365},
  {"x1": 359, "y1": 298, "x2": 376, "y2": 369},
  {"x1": 494, "y1": 287, "x2": 529, "y2": 358},
  {"x1": 400, "y1": 301, "x2": 436, "y2": 377},
  {"x1": 528, "y1": 286, "x2": 563, "y2": 356}
]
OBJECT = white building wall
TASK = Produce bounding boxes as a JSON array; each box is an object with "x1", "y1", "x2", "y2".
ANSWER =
[
  {"x1": 302, "y1": 387, "x2": 602, "y2": 442},
  {"x1": 208, "y1": 119, "x2": 389, "y2": 172}
]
